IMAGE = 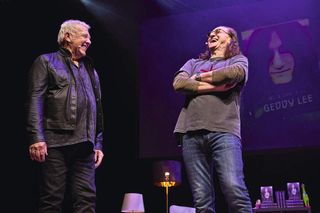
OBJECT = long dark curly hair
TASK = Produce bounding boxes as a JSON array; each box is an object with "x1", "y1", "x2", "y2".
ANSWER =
[{"x1": 199, "y1": 26, "x2": 241, "y2": 60}]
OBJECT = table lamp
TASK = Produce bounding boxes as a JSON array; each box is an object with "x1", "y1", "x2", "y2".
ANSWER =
[{"x1": 121, "y1": 193, "x2": 145, "y2": 213}]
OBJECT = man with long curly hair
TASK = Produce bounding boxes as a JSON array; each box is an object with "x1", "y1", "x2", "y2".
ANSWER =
[{"x1": 173, "y1": 26, "x2": 252, "y2": 213}]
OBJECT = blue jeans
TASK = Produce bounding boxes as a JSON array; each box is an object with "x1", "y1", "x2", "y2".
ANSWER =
[{"x1": 182, "y1": 131, "x2": 252, "y2": 213}]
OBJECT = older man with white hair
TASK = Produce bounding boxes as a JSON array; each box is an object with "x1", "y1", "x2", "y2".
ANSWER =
[{"x1": 27, "y1": 19, "x2": 104, "y2": 213}]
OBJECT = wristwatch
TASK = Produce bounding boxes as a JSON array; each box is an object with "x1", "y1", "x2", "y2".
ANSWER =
[{"x1": 195, "y1": 72, "x2": 201, "y2": 81}]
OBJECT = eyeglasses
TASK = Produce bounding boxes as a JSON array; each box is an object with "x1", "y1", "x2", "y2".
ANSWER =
[{"x1": 207, "y1": 28, "x2": 231, "y2": 39}]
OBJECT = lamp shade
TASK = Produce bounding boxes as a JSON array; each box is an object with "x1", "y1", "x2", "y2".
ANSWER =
[
  {"x1": 121, "y1": 193, "x2": 145, "y2": 213},
  {"x1": 153, "y1": 160, "x2": 182, "y2": 187},
  {"x1": 170, "y1": 205, "x2": 196, "y2": 213}
]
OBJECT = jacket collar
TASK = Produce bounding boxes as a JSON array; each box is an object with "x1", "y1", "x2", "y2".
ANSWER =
[
  {"x1": 58, "y1": 47, "x2": 93, "y2": 65},
  {"x1": 58, "y1": 47, "x2": 72, "y2": 58}
]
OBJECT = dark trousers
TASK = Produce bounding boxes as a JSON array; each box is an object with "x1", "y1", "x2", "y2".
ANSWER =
[{"x1": 39, "y1": 142, "x2": 96, "y2": 213}]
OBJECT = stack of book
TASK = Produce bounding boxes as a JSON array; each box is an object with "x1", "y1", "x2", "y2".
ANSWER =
[
  {"x1": 260, "y1": 201, "x2": 278, "y2": 209},
  {"x1": 286, "y1": 199, "x2": 304, "y2": 208}
]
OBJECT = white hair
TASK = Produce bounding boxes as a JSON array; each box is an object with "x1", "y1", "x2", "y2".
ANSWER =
[{"x1": 57, "y1": 19, "x2": 91, "y2": 45}]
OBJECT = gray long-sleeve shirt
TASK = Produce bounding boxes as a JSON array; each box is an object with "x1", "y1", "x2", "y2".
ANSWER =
[{"x1": 173, "y1": 54, "x2": 248, "y2": 138}]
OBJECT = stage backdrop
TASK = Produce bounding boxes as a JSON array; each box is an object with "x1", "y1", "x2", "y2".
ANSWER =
[{"x1": 138, "y1": 0, "x2": 320, "y2": 158}]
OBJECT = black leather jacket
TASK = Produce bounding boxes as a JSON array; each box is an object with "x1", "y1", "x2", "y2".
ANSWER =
[{"x1": 26, "y1": 48, "x2": 104, "y2": 149}]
